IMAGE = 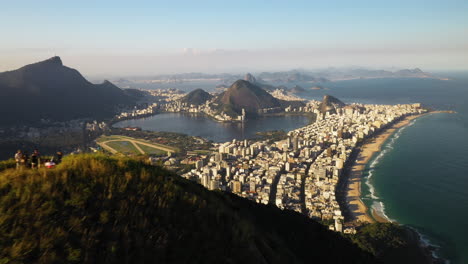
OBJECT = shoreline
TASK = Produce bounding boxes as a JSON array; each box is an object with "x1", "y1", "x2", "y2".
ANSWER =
[
  {"x1": 343, "y1": 110, "x2": 453, "y2": 263},
  {"x1": 344, "y1": 113, "x2": 427, "y2": 224}
]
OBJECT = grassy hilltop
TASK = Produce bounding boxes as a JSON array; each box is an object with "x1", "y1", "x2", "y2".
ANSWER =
[
  {"x1": 0, "y1": 154, "x2": 374, "y2": 264},
  {"x1": 0, "y1": 154, "x2": 433, "y2": 264}
]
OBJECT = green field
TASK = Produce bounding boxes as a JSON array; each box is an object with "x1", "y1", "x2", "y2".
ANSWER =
[
  {"x1": 105, "y1": 141, "x2": 141, "y2": 155},
  {"x1": 96, "y1": 135, "x2": 177, "y2": 156},
  {"x1": 136, "y1": 143, "x2": 168, "y2": 155}
]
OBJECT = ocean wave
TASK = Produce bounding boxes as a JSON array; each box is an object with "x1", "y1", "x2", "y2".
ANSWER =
[
  {"x1": 365, "y1": 121, "x2": 418, "y2": 223},
  {"x1": 372, "y1": 201, "x2": 395, "y2": 222},
  {"x1": 365, "y1": 146, "x2": 391, "y2": 200},
  {"x1": 366, "y1": 118, "x2": 450, "y2": 263},
  {"x1": 364, "y1": 170, "x2": 379, "y2": 199},
  {"x1": 406, "y1": 226, "x2": 448, "y2": 263}
]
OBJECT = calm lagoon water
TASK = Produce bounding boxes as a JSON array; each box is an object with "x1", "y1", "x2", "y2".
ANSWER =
[{"x1": 113, "y1": 113, "x2": 311, "y2": 142}]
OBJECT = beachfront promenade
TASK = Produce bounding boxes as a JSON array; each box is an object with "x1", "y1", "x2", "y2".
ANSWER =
[{"x1": 182, "y1": 101, "x2": 426, "y2": 232}]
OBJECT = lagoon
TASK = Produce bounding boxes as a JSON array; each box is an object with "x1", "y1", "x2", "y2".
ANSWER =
[{"x1": 113, "y1": 113, "x2": 312, "y2": 142}]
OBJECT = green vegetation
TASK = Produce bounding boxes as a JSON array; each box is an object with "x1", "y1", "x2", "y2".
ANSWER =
[
  {"x1": 0, "y1": 56, "x2": 135, "y2": 126},
  {"x1": 105, "y1": 141, "x2": 141, "y2": 154},
  {"x1": 136, "y1": 143, "x2": 167, "y2": 155},
  {"x1": 97, "y1": 135, "x2": 177, "y2": 156},
  {"x1": 108, "y1": 128, "x2": 213, "y2": 155},
  {"x1": 255, "y1": 130, "x2": 288, "y2": 143},
  {"x1": 0, "y1": 159, "x2": 15, "y2": 171},
  {"x1": 0, "y1": 154, "x2": 373, "y2": 264},
  {"x1": 351, "y1": 223, "x2": 433, "y2": 264},
  {"x1": 180, "y1": 88, "x2": 213, "y2": 105},
  {"x1": 216, "y1": 80, "x2": 282, "y2": 116}
]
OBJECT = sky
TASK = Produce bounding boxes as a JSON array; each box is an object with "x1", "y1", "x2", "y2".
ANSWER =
[{"x1": 1, "y1": 0, "x2": 467, "y2": 76}]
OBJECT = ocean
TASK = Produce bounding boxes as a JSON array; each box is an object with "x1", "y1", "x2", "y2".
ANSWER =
[
  {"x1": 299, "y1": 76, "x2": 468, "y2": 263},
  {"x1": 128, "y1": 75, "x2": 468, "y2": 262}
]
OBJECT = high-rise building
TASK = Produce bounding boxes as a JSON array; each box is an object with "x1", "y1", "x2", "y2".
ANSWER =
[
  {"x1": 202, "y1": 173, "x2": 210, "y2": 188},
  {"x1": 249, "y1": 181, "x2": 256, "y2": 193},
  {"x1": 293, "y1": 137, "x2": 299, "y2": 152},
  {"x1": 209, "y1": 179, "x2": 220, "y2": 190},
  {"x1": 195, "y1": 160, "x2": 203, "y2": 170},
  {"x1": 334, "y1": 219, "x2": 343, "y2": 233},
  {"x1": 335, "y1": 158, "x2": 344, "y2": 170},
  {"x1": 232, "y1": 180, "x2": 241, "y2": 193},
  {"x1": 213, "y1": 153, "x2": 219, "y2": 162}
]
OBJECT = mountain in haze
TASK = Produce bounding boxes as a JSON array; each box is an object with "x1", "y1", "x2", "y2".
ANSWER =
[
  {"x1": 242, "y1": 73, "x2": 278, "y2": 91},
  {"x1": 258, "y1": 70, "x2": 330, "y2": 83},
  {"x1": 319, "y1": 95, "x2": 346, "y2": 114},
  {"x1": 180, "y1": 88, "x2": 213, "y2": 105},
  {"x1": 0, "y1": 154, "x2": 375, "y2": 263},
  {"x1": 216, "y1": 80, "x2": 283, "y2": 116},
  {"x1": 0, "y1": 57, "x2": 135, "y2": 125},
  {"x1": 393, "y1": 68, "x2": 431, "y2": 77},
  {"x1": 244, "y1": 73, "x2": 257, "y2": 83},
  {"x1": 311, "y1": 67, "x2": 439, "y2": 81}
]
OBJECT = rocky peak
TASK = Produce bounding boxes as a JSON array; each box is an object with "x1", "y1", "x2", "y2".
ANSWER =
[{"x1": 244, "y1": 73, "x2": 257, "y2": 83}]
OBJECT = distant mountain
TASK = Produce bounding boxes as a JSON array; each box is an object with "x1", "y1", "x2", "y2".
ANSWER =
[
  {"x1": 258, "y1": 70, "x2": 330, "y2": 83},
  {"x1": 240, "y1": 73, "x2": 277, "y2": 91},
  {"x1": 180, "y1": 88, "x2": 213, "y2": 105},
  {"x1": 394, "y1": 68, "x2": 429, "y2": 77},
  {"x1": 244, "y1": 73, "x2": 257, "y2": 83},
  {"x1": 0, "y1": 57, "x2": 135, "y2": 125},
  {"x1": 0, "y1": 154, "x2": 374, "y2": 263},
  {"x1": 216, "y1": 80, "x2": 282, "y2": 116},
  {"x1": 311, "y1": 67, "x2": 438, "y2": 81},
  {"x1": 123, "y1": 88, "x2": 148, "y2": 99},
  {"x1": 319, "y1": 95, "x2": 346, "y2": 114}
]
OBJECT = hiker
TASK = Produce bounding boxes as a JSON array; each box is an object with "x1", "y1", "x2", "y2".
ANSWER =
[
  {"x1": 21, "y1": 152, "x2": 29, "y2": 168},
  {"x1": 14, "y1": 150, "x2": 22, "y2": 169},
  {"x1": 30, "y1": 149, "x2": 40, "y2": 169}
]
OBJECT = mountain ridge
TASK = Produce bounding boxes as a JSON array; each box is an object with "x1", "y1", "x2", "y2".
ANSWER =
[{"x1": 0, "y1": 57, "x2": 135, "y2": 125}]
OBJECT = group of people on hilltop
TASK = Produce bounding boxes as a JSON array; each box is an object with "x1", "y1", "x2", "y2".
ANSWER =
[{"x1": 14, "y1": 149, "x2": 63, "y2": 169}]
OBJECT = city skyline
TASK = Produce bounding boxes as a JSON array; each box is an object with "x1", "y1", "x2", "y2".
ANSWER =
[{"x1": 1, "y1": 0, "x2": 468, "y2": 76}]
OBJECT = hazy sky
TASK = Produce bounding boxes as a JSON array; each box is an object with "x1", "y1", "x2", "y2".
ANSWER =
[{"x1": 1, "y1": 0, "x2": 467, "y2": 76}]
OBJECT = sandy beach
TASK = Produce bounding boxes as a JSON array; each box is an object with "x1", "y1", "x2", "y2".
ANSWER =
[{"x1": 345, "y1": 113, "x2": 425, "y2": 224}]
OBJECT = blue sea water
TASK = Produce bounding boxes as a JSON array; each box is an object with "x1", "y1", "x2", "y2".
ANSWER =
[
  {"x1": 299, "y1": 76, "x2": 468, "y2": 263},
  {"x1": 127, "y1": 75, "x2": 468, "y2": 262}
]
